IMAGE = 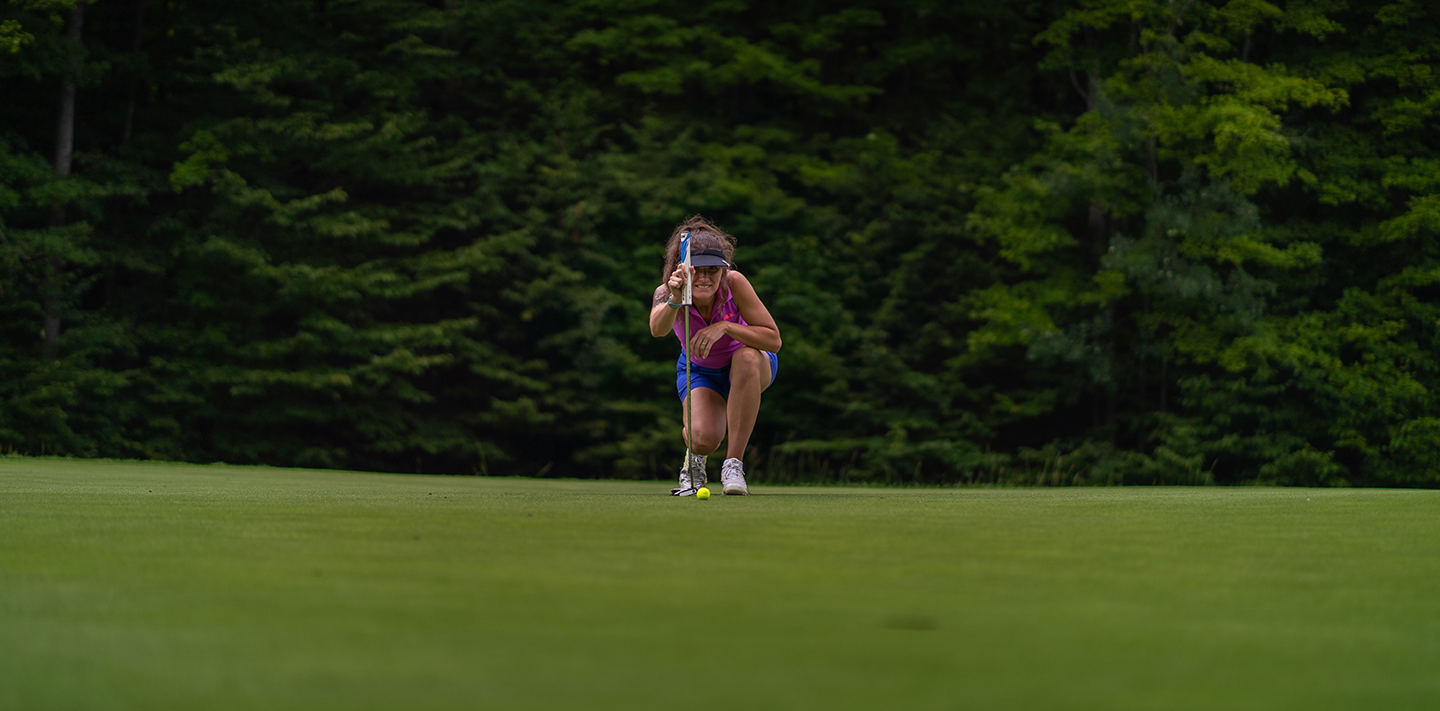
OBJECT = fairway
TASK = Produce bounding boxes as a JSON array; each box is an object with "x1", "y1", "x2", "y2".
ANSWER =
[{"x1": 2, "y1": 459, "x2": 1437, "y2": 710}]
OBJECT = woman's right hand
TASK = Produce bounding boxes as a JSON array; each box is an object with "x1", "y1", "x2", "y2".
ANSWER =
[{"x1": 666, "y1": 264, "x2": 690, "y2": 303}]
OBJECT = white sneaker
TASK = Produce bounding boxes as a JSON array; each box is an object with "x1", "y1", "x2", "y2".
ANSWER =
[
  {"x1": 671, "y1": 452, "x2": 707, "y2": 496},
  {"x1": 721, "y1": 458, "x2": 749, "y2": 495}
]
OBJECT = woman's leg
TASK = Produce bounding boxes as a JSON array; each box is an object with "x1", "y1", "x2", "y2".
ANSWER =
[
  {"x1": 724, "y1": 347, "x2": 773, "y2": 461},
  {"x1": 682, "y1": 387, "x2": 728, "y2": 456}
]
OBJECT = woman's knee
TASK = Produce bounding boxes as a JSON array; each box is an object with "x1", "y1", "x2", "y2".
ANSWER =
[
  {"x1": 682, "y1": 426, "x2": 723, "y2": 453},
  {"x1": 733, "y1": 347, "x2": 764, "y2": 364},
  {"x1": 684, "y1": 389, "x2": 727, "y2": 452},
  {"x1": 732, "y1": 348, "x2": 765, "y2": 378}
]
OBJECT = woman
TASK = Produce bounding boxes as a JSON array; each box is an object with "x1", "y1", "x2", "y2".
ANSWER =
[{"x1": 649, "y1": 217, "x2": 782, "y2": 496}]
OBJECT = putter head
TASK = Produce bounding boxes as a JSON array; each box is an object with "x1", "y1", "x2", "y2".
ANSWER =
[{"x1": 671, "y1": 449, "x2": 704, "y2": 496}]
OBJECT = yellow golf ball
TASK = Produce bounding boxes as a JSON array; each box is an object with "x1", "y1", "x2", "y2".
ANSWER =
[{"x1": 696, "y1": 487, "x2": 710, "y2": 500}]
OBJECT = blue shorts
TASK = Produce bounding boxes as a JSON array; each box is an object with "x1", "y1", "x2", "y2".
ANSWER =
[{"x1": 676, "y1": 351, "x2": 778, "y2": 401}]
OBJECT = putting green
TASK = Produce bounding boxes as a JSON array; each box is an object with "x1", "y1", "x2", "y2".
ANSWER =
[{"x1": 1, "y1": 458, "x2": 1437, "y2": 710}]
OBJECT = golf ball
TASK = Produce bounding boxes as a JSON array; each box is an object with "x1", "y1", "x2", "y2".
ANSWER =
[{"x1": 696, "y1": 487, "x2": 710, "y2": 500}]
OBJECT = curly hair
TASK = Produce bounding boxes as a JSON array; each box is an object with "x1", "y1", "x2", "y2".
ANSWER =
[{"x1": 660, "y1": 215, "x2": 737, "y2": 284}]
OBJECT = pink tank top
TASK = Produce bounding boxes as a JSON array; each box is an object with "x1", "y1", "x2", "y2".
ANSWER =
[{"x1": 672, "y1": 276, "x2": 748, "y2": 368}]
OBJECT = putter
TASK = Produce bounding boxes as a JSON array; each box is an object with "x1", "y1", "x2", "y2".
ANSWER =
[{"x1": 681, "y1": 230, "x2": 696, "y2": 494}]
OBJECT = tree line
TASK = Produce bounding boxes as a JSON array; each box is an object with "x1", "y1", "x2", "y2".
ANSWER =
[{"x1": 0, "y1": 0, "x2": 1436, "y2": 486}]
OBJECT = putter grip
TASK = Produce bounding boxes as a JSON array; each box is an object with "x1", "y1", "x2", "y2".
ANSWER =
[{"x1": 680, "y1": 231, "x2": 692, "y2": 305}]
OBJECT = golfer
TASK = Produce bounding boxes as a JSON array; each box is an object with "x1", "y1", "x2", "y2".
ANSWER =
[{"x1": 649, "y1": 217, "x2": 781, "y2": 496}]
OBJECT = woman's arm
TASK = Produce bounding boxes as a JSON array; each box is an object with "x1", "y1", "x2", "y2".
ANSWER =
[
  {"x1": 649, "y1": 285, "x2": 681, "y2": 337},
  {"x1": 716, "y1": 272, "x2": 782, "y2": 353}
]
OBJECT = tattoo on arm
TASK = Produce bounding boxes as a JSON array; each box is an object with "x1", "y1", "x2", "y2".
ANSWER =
[{"x1": 653, "y1": 286, "x2": 668, "y2": 306}]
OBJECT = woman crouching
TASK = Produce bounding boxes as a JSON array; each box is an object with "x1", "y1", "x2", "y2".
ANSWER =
[{"x1": 648, "y1": 216, "x2": 781, "y2": 496}]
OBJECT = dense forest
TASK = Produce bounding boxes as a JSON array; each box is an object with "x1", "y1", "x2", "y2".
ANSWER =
[{"x1": 0, "y1": 0, "x2": 1436, "y2": 486}]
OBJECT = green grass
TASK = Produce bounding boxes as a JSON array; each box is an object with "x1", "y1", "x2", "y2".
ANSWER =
[{"x1": 2, "y1": 458, "x2": 1438, "y2": 710}]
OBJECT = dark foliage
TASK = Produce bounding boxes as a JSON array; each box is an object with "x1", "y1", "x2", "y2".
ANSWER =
[{"x1": 0, "y1": 0, "x2": 1435, "y2": 486}]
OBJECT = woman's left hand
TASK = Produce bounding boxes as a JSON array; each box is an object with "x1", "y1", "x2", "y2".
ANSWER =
[{"x1": 688, "y1": 322, "x2": 731, "y2": 359}]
